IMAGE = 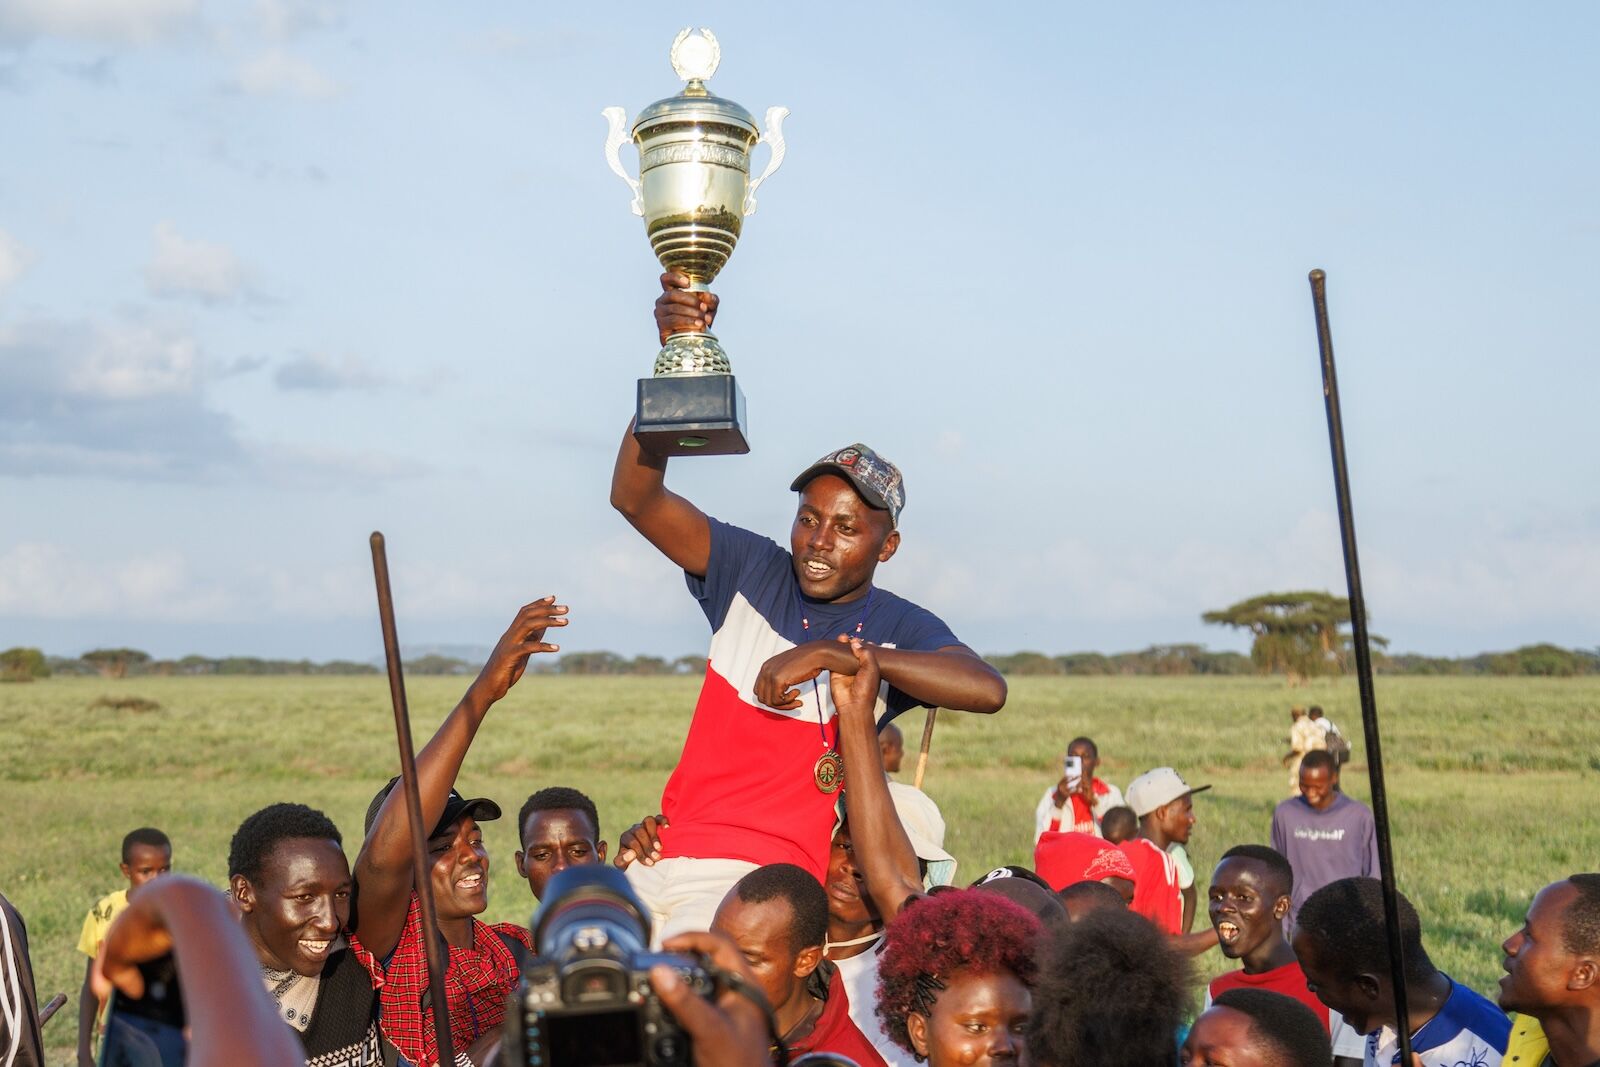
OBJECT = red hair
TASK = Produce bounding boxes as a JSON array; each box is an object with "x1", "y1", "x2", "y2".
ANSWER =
[{"x1": 875, "y1": 890, "x2": 1042, "y2": 1055}]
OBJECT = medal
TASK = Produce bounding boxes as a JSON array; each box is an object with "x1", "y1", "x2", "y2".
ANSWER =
[
  {"x1": 813, "y1": 750, "x2": 844, "y2": 794},
  {"x1": 798, "y1": 588, "x2": 874, "y2": 794}
]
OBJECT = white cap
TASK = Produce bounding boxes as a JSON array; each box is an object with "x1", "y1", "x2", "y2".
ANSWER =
[
  {"x1": 888, "y1": 782, "x2": 957, "y2": 887},
  {"x1": 1125, "y1": 767, "x2": 1212, "y2": 818}
]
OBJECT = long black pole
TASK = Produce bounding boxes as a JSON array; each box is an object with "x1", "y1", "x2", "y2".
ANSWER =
[
  {"x1": 370, "y1": 532, "x2": 458, "y2": 1067},
  {"x1": 1308, "y1": 269, "x2": 1412, "y2": 1063}
]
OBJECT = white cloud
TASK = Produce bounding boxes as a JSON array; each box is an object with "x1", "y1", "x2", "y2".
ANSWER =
[
  {"x1": 234, "y1": 49, "x2": 339, "y2": 99},
  {"x1": 0, "y1": 228, "x2": 32, "y2": 294},
  {"x1": 0, "y1": 0, "x2": 199, "y2": 46},
  {"x1": 144, "y1": 221, "x2": 249, "y2": 303},
  {"x1": 274, "y1": 352, "x2": 385, "y2": 391},
  {"x1": 255, "y1": 0, "x2": 342, "y2": 41},
  {"x1": 0, "y1": 542, "x2": 234, "y2": 621}
]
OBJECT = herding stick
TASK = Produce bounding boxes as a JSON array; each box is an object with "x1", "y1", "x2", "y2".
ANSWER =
[
  {"x1": 912, "y1": 707, "x2": 939, "y2": 789},
  {"x1": 1309, "y1": 270, "x2": 1413, "y2": 1063},
  {"x1": 370, "y1": 532, "x2": 457, "y2": 1067},
  {"x1": 38, "y1": 992, "x2": 67, "y2": 1027}
]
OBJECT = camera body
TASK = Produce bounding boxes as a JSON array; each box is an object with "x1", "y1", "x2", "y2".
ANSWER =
[
  {"x1": 506, "y1": 866, "x2": 718, "y2": 1067},
  {"x1": 1063, "y1": 754, "x2": 1083, "y2": 789}
]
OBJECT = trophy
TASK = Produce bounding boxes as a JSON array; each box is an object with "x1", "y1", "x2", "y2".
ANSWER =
[{"x1": 604, "y1": 28, "x2": 788, "y2": 456}]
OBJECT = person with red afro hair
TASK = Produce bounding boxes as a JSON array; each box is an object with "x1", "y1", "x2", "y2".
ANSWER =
[{"x1": 875, "y1": 889, "x2": 1041, "y2": 1067}]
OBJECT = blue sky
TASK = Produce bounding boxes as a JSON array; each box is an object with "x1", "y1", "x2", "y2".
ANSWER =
[{"x1": 1, "y1": 2, "x2": 1595, "y2": 661}]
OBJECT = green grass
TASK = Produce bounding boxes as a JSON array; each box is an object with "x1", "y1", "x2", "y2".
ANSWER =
[{"x1": 4, "y1": 674, "x2": 1598, "y2": 1064}]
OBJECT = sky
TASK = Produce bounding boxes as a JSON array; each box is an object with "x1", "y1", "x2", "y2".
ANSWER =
[{"x1": 1, "y1": 1, "x2": 1595, "y2": 662}]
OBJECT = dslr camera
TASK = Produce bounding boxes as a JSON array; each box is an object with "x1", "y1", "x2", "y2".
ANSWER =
[{"x1": 504, "y1": 866, "x2": 718, "y2": 1067}]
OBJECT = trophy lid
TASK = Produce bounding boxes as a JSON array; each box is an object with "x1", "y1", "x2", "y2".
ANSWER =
[{"x1": 632, "y1": 28, "x2": 758, "y2": 139}]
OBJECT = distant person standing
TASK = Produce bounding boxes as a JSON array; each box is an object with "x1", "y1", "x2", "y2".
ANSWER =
[
  {"x1": 1270, "y1": 751, "x2": 1378, "y2": 930},
  {"x1": 1035, "y1": 736, "x2": 1124, "y2": 840},
  {"x1": 1285, "y1": 706, "x2": 1326, "y2": 795},
  {"x1": 77, "y1": 828, "x2": 172, "y2": 1067},
  {"x1": 1309, "y1": 706, "x2": 1352, "y2": 768}
]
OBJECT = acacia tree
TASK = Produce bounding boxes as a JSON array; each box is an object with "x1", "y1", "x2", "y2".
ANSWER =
[
  {"x1": 1202, "y1": 591, "x2": 1386, "y2": 684},
  {"x1": 80, "y1": 648, "x2": 151, "y2": 679}
]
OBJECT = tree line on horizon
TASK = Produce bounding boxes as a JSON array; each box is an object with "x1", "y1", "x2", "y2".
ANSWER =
[{"x1": 2, "y1": 586, "x2": 1593, "y2": 683}]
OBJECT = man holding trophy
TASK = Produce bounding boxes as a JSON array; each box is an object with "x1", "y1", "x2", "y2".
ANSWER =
[{"x1": 605, "y1": 30, "x2": 1007, "y2": 939}]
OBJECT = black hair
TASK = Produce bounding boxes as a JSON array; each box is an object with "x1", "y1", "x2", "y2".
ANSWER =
[
  {"x1": 1300, "y1": 750, "x2": 1338, "y2": 775},
  {"x1": 517, "y1": 787, "x2": 601, "y2": 846},
  {"x1": 1067, "y1": 736, "x2": 1098, "y2": 758},
  {"x1": 121, "y1": 827, "x2": 171, "y2": 864},
  {"x1": 732, "y1": 863, "x2": 828, "y2": 954},
  {"x1": 1561, "y1": 874, "x2": 1600, "y2": 955},
  {"x1": 1212, "y1": 988, "x2": 1332, "y2": 1067},
  {"x1": 228, "y1": 804, "x2": 343, "y2": 883},
  {"x1": 1295, "y1": 877, "x2": 1435, "y2": 984},
  {"x1": 1026, "y1": 906, "x2": 1191, "y2": 1067},
  {"x1": 1219, "y1": 844, "x2": 1294, "y2": 897},
  {"x1": 1099, "y1": 806, "x2": 1137, "y2": 840},
  {"x1": 1308, "y1": 705, "x2": 1325, "y2": 718},
  {"x1": 880, "y1": 721, "x2": 903, "y2": 740},
  {"x1": 1056, "y1": 880, "x2": 1126, "y2": 918}
]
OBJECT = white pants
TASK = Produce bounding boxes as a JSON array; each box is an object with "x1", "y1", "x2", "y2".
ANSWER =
[{"x1": 624, "y1": 857, "x2": 759, "y2": 947}]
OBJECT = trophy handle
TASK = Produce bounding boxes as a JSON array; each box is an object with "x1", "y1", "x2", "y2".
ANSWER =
[
  {"x1": 602, "y1": 106, "x2": 644, "y2": 217},
  {"x1": 743, "y1": 105, "x2": 790, "y2": 217}
]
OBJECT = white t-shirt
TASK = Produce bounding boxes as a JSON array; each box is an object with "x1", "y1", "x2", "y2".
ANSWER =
[{"x1": 831, "y1": 935, "x2": 915, "y2": 1067}]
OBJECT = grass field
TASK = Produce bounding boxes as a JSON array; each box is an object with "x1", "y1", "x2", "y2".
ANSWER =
[{"x1": 4, "y1": 673, "x2": 1598, "y2": 1064}]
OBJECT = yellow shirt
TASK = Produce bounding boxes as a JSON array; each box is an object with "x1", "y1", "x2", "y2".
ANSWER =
[
  {"x1": 76, "y1": 889, "x2": 128, "y2": 958},
  {"x1": 1505, "y1": 1015, "x2": 1550, "y2": 1067}
]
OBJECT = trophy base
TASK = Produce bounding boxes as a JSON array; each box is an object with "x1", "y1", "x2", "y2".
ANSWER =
[{"x1": 635, "y1": 374, "x2": 750, "y2": 457}]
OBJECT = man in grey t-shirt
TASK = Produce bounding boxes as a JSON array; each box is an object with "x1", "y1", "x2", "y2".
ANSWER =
[{"x1": 1270, "y1": 751, "x2": 1379, "y2": 929}]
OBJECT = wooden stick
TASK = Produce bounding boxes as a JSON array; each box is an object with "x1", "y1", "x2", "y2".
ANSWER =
[
  {"x1": 912, "y1": 706, "x2": 939, "y2": 789},
  {"x1": 38, "y1": 992, "x2": 67, "y2": 1028},
  {"x1": 370, "y1": 532, "x2": 457, "y2": 1067}
]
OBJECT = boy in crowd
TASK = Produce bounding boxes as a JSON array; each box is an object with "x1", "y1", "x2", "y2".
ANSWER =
[
  {"x1": 1183, "y1": 988, "x2": 1333, "y2": 1067},
  {"x1": 609, "y1": 273, "x2": 1005, "y2": 939},
  {"x1": 1293, "y1": 877, "x2": 1510, "y2": 1066},
  {"x1": 1271, "y1": 750, "x2": 1378, "y2": 931},
  {"x1": 711, "y1": 864, "x2": 885, "y2": 1065},
  {"x1": 76, "y1": 827, "x2": 171, "y2": 1067},
  {"x1": 514, "y1": 786, "x2": 606, "y2": 901},
  {"x1": 1497, "y1": 874, "x2": 1600, "y2": 1067},
  {"x1": 1205, "y1": 845, "x2": 1364, "y2": 1065},
  {"x1": 879, "y1": 722, "x2": 904, "y2": 775},
  {"x1": 1034, "y1": 736, "x2": 1124, "y2": 840},
  {"x1": 229, "y1": 803, "x2": 390, "y2": 1066},
  {"x1": 1099, "y1": 805, "x2": 1137, "y2": 845},
  {"x1": 353, "y1": 596, "x2": 565, "y2": 1066},
  {"x1": 1120, "y1": 768, "x2": 1217, "y2": 954}
]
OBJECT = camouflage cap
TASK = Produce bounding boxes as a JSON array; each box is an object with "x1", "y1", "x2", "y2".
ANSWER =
[{"x1": 789, "y1": 444, "x2": 905, "y2": 528}]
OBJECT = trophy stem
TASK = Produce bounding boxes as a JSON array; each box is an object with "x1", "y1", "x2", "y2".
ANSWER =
[{"x1": 654, "y1": 330, "x2": 731, "y2": 376}]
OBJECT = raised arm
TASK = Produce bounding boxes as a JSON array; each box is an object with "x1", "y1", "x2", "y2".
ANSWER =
[
  {"x1": 831, "y1": 637, "x2": 924, "y2": 923},
  {"x1": 608, "y1": 272, "x2": 719, "y2": 575},
  {"x1": 353, "y1": 597, "x2": 566, "y2": 957},
  {"x1": 756, "y1": 640, "x2": 1006, "y2": 716}
]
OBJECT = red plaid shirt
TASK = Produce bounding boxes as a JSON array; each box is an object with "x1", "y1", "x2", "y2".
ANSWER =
[{"x1": 377, "y1": 894, "x2": 531, "y2": 1066}]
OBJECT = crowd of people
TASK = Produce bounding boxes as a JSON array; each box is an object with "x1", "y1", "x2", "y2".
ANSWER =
[{"x1": 2, "y1": 277, "x2": 1596, "y2": 1067}]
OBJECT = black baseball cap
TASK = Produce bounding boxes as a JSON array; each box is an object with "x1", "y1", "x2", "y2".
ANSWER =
[{"x1": 364, "y1": 776, "x2": 502, "y2": 839}]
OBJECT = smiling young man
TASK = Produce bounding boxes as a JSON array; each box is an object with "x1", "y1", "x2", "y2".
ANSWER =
[
  {"x1": 228, "y1": 803, "x2": 390, "y2": 1067},
  {"x1": 1293, "y1": 877, "x2": 1509, "y2": 1067},
  {"x1": 608, "y1": 273, "x2": 1005, "y2": 940},
  {"x1": 1205, "y1": 845, "x2": 1364, "y2": 1065},
  {"x1": 1271, "y1": 751, "x2": 1378, "y2": 933},
  {"x1": 1497, "y1": 874, "x2": 1600, "y2": 1067},
  {"x1": 353, "y1": 596, "x2": 566, "y2": 1066},
  {"x1": 712, "y1": 863, "x2": 886, "y2": 1066},
  {"x1": 514, "y1": 786, "x2": 607, "y2": 902}
]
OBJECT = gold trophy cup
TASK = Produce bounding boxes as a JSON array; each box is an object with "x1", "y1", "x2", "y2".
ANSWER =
[{"x1": 604, "y1": 28, "x2": 788, "y2": 455}]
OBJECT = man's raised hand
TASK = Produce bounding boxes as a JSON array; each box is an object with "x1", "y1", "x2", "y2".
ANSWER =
[
  {"x1": 827, "y1": 636, "x2": 881, "y2": 721},
  {"x1": 467, "y1": 596, "x2": 567, "y2": 707},
  {"x1": 613, "y1": 814, "x2": 669, "y2": 869},
  {"x1": 655, "y1": 271, "x2": 718, "y2": 346}
]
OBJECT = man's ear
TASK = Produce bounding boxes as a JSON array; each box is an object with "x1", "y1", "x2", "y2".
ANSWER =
[
  {"x1": 513, "y1": 850, "x2": 528, "y2": 878},
  {"x1": 1568, "y1": 958, "x2": 1597, "y2": 992},
  {"x1": 907, "y1": 1012, "x2": 931, "y2": 1060},
  {"x1": 231, "y1": 875, "x2": 256, "y2": 914},
  {"x1": 793, "y1": 944, "x2": 823, "y2": 979},
  {"x1": 878, "y1": 529, "x2": 901, "y2": 564},
  {"x1": 1355, "y1": 972, "x2": 1383, "y2": 1003},
  {"x1": 596, "y1": 841, "x2": 608, "y2": 866},
  {"x1": 1272, "y1": 895, "x2": 1291, "y2": 920}
]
